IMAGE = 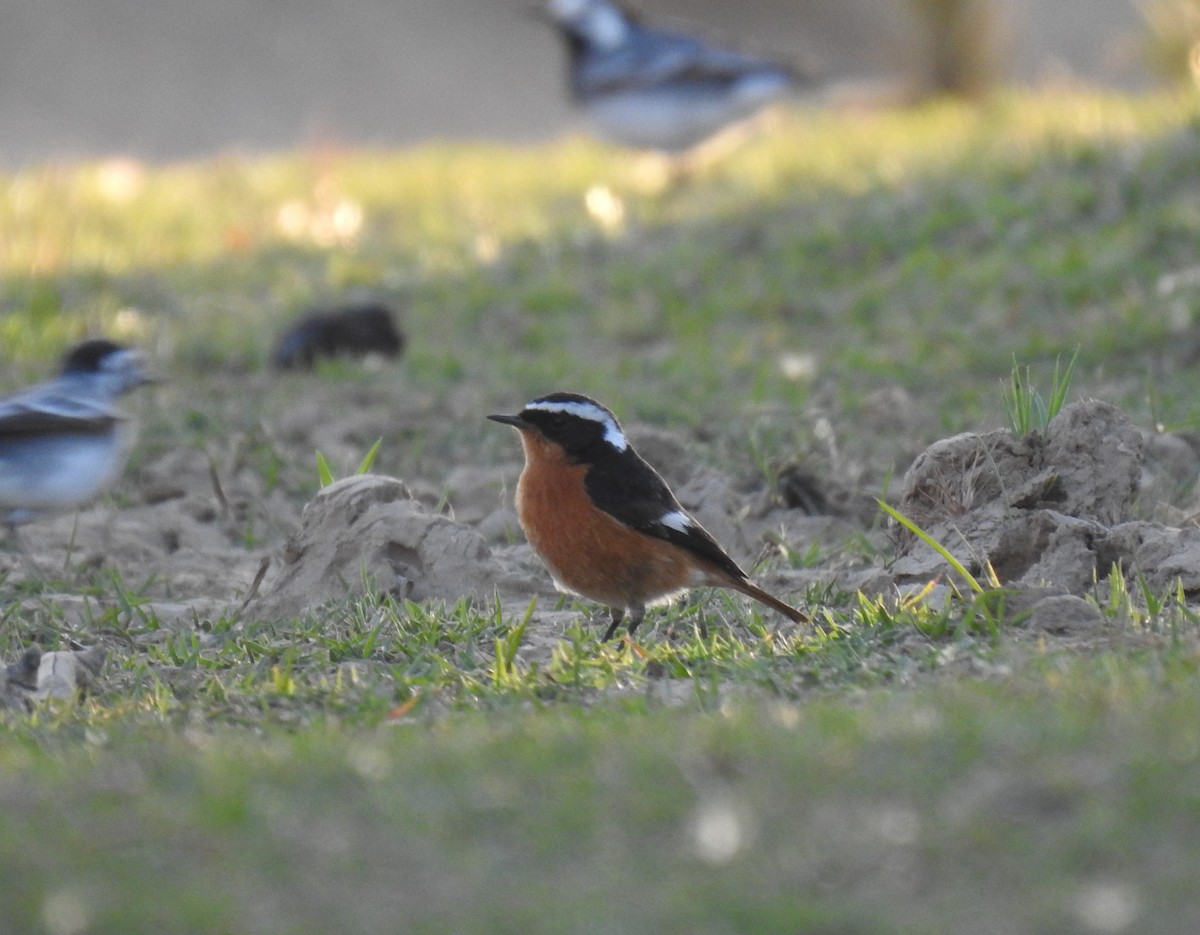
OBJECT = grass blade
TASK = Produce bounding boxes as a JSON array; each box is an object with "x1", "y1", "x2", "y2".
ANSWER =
[
  {"x1": 356, "y1": 438, "x2": 383, "y2": 475},
  {"x1": 877, "y1": 499, "x2": 984, "y2": 594},
  {"x1": 315, "y1": 450, "x2": 334, "y2": 487}
]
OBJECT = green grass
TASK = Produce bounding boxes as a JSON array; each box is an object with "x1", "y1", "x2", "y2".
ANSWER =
[
  {"x1": 1003, "y1": 348, "x2": 1080, "y2": 436},
  {"x1": 5, "y1": 89, "x2": 1200, "y2": 932},
  {"x1": 8, "y1": 656, "x2": 1200, "y2": 933}
]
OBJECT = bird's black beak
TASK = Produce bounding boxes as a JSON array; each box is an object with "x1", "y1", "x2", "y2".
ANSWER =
[{"x1": 488, "y1": 413, "x2": 529, "y2": 429}]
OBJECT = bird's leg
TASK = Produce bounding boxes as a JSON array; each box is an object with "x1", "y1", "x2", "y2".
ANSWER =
[
  {"x1": 601, "y1": 607, "x2": 625, "y2": 642},
  {"x1": 623, "y1": 603, "x2": 647, "y2": 639}
]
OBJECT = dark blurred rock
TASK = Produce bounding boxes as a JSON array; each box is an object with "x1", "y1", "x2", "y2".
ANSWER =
[{"x1": 273, "y1": 302, "x2": 405, "y2": 370}]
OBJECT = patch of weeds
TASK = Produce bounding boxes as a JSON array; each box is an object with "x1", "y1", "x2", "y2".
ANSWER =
[
  {"x1": 315, "y1": 437, "x2": 382, "y2": 487},
  {"x1": 1092, "y1": 563, "x2": 1200, "y2": 640},
  {"x1": 1002, "y1": 349, "x2": 1079, "y2": 436},
  {"x1": 774, "y1": 537, "x2": 826, "y2": 569},
  {"x1": 491, "y1": 597, "x2": 534, "y2": 691}
]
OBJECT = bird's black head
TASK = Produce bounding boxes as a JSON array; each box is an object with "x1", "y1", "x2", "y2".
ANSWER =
[
  {"x1": 56, "y1": 338, "x2": 156, "y2": 396},
  {"x1": 489, "y1": 392, "x2": 630, "y2": 463},
  {"x1": 59, "y1": 339, "x2": 128, "y2": 375}
]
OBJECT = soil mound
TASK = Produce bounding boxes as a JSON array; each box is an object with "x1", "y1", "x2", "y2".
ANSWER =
[
  {"x1": 891, "y1": 399, "x2": 1200, "y2": 597},
  {"x1": 252, "y1": 475, "x2": 500, "y2": 621}
]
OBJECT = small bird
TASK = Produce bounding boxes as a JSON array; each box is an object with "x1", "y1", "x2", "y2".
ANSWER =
[
  {"x1": 0, "y1": 339, "x2": 156, "y2": 531},
  {"x1": 541, "y1": 0, "x2": 797, "y2": 153},
  {"x1": 489, "y1": 392, "x2": 806, "y2": 639}
]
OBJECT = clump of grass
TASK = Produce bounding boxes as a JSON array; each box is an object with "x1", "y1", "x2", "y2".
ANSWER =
[
  {"x1": 315, "y1": 438, "x2": 382, "y2": 486},
  {"x1": 1002, "y1": 350, "x2": 1078, "y2": 437}
]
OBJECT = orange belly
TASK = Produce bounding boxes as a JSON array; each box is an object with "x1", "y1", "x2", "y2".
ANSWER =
[{"x1": 515, "y1": 435, "x2": 704, "y2": 610}]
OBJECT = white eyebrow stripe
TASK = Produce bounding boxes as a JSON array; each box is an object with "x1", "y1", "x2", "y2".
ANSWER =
[
  {"x1": 525, "y1": 399, "x2": 629, "y2": 451},
  {"x1": 659, "y1": 510, "x2": 694, "y2": 533}
]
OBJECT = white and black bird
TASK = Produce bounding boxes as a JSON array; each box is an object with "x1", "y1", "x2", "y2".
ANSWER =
[
  {"x1": 542, "y1": 0, "x2": 798, "y2": 154},
  {"x1": 0, "y1": 339, "x2": 156, "y2": 531}
]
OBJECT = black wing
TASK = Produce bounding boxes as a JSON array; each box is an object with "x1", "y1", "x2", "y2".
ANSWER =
[
  {"x1": 584, "y1": 449, "x2": 747, "y2": 582},
  {"x1": 0, "y1": 399, "x2": 120, "y2": 439},
  {"x1": 578, "y1": 26, "x2": 783, "y2": 96}
]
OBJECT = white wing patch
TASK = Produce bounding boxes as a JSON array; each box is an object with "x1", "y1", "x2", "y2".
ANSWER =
[
  {"x1": 659, "y1": 510, "x2": 694, "y2": 533},
  {"x1": 526, "y1": 398, "x2": 628, "y2": 452}
]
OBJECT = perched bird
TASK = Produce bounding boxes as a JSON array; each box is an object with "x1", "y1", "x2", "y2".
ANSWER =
[
  {"x1": 273, "y1": 301, "x2": 405, "y2": 370},
  {"x1": 0, "y1": 339, "x2": 156, "y2": 531},
  {"x1": 541, "y1": 0, "x2": 797, "y2": 153},
  {"x1": 489, "y1": 392, "x2": 806, "y2": 639}
]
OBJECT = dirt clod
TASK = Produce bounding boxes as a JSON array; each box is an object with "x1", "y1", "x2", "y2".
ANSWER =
[
  {"x1": 888, "y1": 399, "x2": 1200, "y2": 602},
  {"x1": 1023, "y1": 595, "x2": 1105, "y2": 636},
  {"x1": 252, "y1": 474, "x2": 497, "y2": 620}
]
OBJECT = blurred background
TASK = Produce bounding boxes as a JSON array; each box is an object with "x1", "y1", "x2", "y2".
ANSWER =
[{"x1": 0, "y1": 0, "x2": 1179, "y2": 166}]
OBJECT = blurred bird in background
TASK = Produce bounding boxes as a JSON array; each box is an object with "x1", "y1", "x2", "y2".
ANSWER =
[
  {"x1": 540, "y1": 0, "x2": 800, "y2": 154},
  {"x1": 0, "y1": 339, "x2": 156, "y2": 535}
]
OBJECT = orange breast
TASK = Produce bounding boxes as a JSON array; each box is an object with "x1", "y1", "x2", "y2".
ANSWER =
[{"x1": 515, "y1": 431, "x2": 702, "y2": 610}]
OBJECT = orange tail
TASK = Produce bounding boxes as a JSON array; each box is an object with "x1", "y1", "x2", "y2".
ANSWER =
[{"x1": 728, "y1": 579, "x2": 808, "y2": 624}]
